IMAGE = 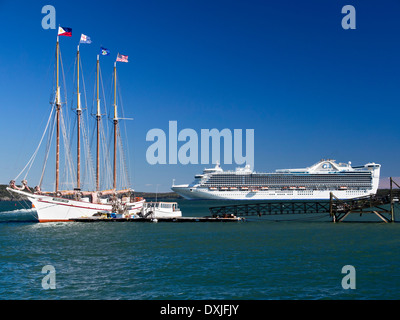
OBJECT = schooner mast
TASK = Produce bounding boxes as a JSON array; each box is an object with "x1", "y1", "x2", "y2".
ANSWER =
[
  {"x1": 76, "y1": 45, "x2": 82, "y2": 191},
  {"x1": 113, "y1": 53, "x2": 130, "y2": 191},
  {"x1": 55, "y1": 36, "x2": 61, "y2": 193},
  {"x1": 6, "y1": 28, "x2": 148, "y2": 223},
  {"x1": 96, "y1": 55, "x2": 101, "y2": 191},
  {"x1": 113, "y1": 62, "x2": 118, "y2": 190},
  {"x1": 97, "y1": 55, "x2": 128, "y2": 192},
  {"x1": 53, "y1": 30, "x2": 127, "y2": 193}
]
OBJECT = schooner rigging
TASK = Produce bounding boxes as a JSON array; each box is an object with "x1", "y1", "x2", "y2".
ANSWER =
[{"x1": 7, "y1": 27, "x2": 145, "y2": 222}]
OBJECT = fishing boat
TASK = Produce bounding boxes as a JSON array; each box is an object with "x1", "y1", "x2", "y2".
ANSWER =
[{"x1": 7, "y1": 30, "x2": 145, "y2": 222}]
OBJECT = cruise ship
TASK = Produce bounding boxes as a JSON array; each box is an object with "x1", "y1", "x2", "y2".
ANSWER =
[{"x1": 171, "y1": 160, "x2": 381, "y2": 200}]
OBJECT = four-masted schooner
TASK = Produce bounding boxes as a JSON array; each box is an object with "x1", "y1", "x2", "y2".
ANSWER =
[{"x1": 7, "y1": 28, "x2": 145, "y2": 222}]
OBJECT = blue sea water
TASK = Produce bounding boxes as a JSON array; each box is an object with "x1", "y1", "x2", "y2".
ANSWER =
[{"x1": 0, "y1": 200, "x2": 399, "y2": 300}]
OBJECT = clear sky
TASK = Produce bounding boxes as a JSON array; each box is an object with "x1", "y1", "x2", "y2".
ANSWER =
[{"x1": 0, "y1": 0, "x2": 399, "y2": 192}]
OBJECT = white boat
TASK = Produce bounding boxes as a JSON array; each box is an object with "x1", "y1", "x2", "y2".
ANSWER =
[
  {"x1": 171, "y1": 160, "x2": 381, "y2": 200},
  {"x1": 7, "y1": 187, "x2": 145, "y2": 222},
  {"x1": 140, "y1": 202, "x2": 182, "y2": 219},
  {"x1": 7, "y1": 32, "x2": 145, "y2": 222}
]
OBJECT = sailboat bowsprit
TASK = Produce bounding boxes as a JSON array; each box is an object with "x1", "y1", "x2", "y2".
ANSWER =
[{"x1": 6, "y1": 33, "x2": 151, "y2": 222}]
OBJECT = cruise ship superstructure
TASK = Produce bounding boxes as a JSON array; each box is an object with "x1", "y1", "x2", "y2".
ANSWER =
[{"x1": 171, "y1": 160, "x2": 381, "y2": 200}]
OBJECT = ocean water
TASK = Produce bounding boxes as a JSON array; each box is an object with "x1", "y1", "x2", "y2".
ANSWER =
[{"x1": 0, "y1": 200, "x2": 399, "y2": 300}]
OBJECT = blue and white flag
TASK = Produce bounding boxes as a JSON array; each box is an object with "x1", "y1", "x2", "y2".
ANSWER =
[
  {"x1": 80, "y1": 34, "x2": 92, "y2": 44},
  {"x1": 100, "y1": 47, "x2": 110, "y2": 56}
]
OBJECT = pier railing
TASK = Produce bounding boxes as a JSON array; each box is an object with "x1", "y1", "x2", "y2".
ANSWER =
[{"x1": 209, "y1": 201, "x2": 331, "y2": 217}]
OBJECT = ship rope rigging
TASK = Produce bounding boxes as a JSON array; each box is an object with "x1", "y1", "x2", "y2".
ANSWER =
[
  {"x1": 11, "y1": 37, "x2": 132, "y2": 195},
  {"x1": 89, "y1": 62, "x2": 113, "y2": 190},
  {"x1": 5, "y1": 30, "x2": 148, "y2": 222},
  {"x1": 115, "y1": 70, "x2": 131, "y2": 190},
  {"x1": 69, "y1": 53, "x2": 96, "y2": 191},
  {"x1": 13, "y1": 104, "x2": 55, "y2": 183}
]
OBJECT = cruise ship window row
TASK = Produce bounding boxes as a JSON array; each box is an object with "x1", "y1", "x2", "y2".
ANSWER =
[
  {"x1": 205, "y1": 175, "x2": 371, "y2": 179},
  {"x1": 203, "y1": 182, "x2": 372, "y2": 185},
  {"x1": 206, "y1": 179, "x2": 371, "y2": 184},
  {"x1": 204, "y1": 178, "x2": 371, "y2": 184},
  {"x1": 202, "y1": 186, "x2": 372, "y2": 189},
  {"x1": 202, "y1": 182, "x2": 372, "y2": 186},
  {"x1": 203, "y1": 180, "x2": 371, "y2": 185},
  {"x1": 200, "y1": 187, "x2": 370, "y2": 191}
]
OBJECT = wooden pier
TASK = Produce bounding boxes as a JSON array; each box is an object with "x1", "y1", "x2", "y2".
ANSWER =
[
  {"x1": 209, "y1": 178, "x2": 400, "y2": 223},
  {"x1": 209, "y1": 201, "x2": 331, "y2": 217},
  {"x1": 70, "y1": 215, "x2": 244, "y2": 223}
]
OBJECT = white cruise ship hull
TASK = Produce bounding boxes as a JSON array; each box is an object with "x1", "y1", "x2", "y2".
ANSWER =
[
  {"x1": 7, "y1": 188, "x2": 145, "y2": 222},
  {"x1": 171, "y1": 159, "x2": 381, "y2": 200},
  {"x1": 172, "y1": 186, "x2": 374, "y2": 200}
]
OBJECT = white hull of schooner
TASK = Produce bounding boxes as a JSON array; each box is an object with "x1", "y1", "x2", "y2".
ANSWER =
[{"x1": 7, "y1": 188, "x2": 145, "y2": 222}]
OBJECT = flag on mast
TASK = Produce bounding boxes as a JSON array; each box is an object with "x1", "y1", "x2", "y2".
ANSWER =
[
  {"x1": 116, "y1": 53, "x2": 128, "y2": 63},
  {"x1": 100, "y1": 47, "x2": 110, "y2": 56},
  {"x1": 80, "y1": 34, "x2": 92, "y2": 44},
  {"x1": 58, "y1": 26, "x2": 72, "y2": 37}
]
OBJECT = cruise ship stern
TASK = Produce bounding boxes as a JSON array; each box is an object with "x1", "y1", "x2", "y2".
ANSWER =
[{"x1": 368, "y1": 163, "x2": 381, "y2": 194}]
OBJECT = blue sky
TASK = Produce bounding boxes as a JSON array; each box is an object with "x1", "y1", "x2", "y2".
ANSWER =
[{"x1": 0, "y1": 0, "x2": 399, "y2": 192}]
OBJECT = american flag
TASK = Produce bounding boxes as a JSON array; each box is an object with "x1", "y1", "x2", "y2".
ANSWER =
[{"x1": 116, "y1": 53, "x2": 128, "y2": 63}]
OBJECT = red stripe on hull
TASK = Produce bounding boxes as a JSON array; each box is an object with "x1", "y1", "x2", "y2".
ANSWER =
[
  {"x1": 39, "y1": 219, "x2": 72, "y2": 223},
  {"x1": 37, "y1": 199, "x2": 143, "y2": 211}
]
